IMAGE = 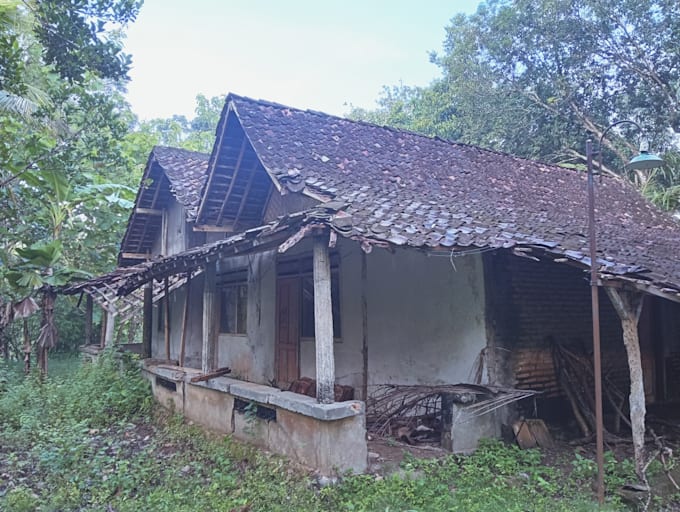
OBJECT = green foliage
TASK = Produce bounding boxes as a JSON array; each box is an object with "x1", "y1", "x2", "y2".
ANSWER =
[
  {"x1": 1, "y1": 362, "x2": 643, "y2": 511},
  {"x1": 352, "y1": 0, "x2": 680, "y2": 212},
  {"x1": 134, "y1": 93, "x2": 223, "y2": 153}
]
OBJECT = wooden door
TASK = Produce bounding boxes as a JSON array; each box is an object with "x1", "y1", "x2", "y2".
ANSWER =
[{"x1": 276, "y1": 277, "x2": 300, "y2": 388}]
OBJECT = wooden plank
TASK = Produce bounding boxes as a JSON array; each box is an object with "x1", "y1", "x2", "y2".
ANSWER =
[
  {"x1": 232, "y1": 163, "x2": 262, "y2": 228},
  {"x1": 192, "y1": 225, "x2": 236, "y2": 233},
  {"x1": 189, "y1": 366, "x2": 231, "y2": 383},
  {"x1": 142, "y1": 283, "x2": 153, "y2": 358},
  {"x1": 164, "y1": 277, "x2": 170, "y2": 360},
  {"x1": 196, "y1": 109, "x2": 232, "y2": 223},
  {"x1": 215, "y1": 138, "x2": 248, "y2": 224},
  {"x1": 313, "y1": 233, "x2": 335, "y2": 404},
  {"x1": 179, "y1": 272, "x2": 191, "y2": 366},
  {"x1": 135, "y1": 207, "x2": 163, "y2": 216},
  {"x1": 84, "y1": 295, "x2": 93, "y2": 345},
  {"x1": 104, "y1": 310, "x2": 116, "y2": 347},
  {"x1": 202, "y1": 262, "x2": 218, "y2": 373},
  {"x1": 121, "y1": 252, "x2": 152, "y2": 260}
]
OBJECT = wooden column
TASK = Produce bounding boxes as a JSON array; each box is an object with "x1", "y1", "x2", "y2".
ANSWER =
[
  {"x1": 179, "y1": 272, "x2": 192, "y2": 366},
  {"x1": 142, "y1": 283, "x2": 153, "y2": 359},
  {"x1": 104, "y1": 310, "x2": 116, "y2": 347},
  {"x1": 313, "y1": 233, "x2": 335, "y2": 404},
  {"x1": 84, "y1": 295, "x2": 93, "y2": 345},
  {"x1": 606, "y1": 288, "x2": 646, "y2": 477},
  {"x1": 202, "y1": 262, "x2": 218, "y2": 373},
  {"x1": 164, "y1": 277, "x2": 170, "y2": 360}
]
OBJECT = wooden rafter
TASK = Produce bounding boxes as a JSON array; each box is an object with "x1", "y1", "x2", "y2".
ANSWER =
[
  {"x1": 231, "y1": 161, "x2": 262, "y2": 229},
  {"x1": 134, "y1": 167, "x2": 166, "y2": 253},
  {"x1": 215, "y1": 137, "x2": 248, "y2": 225},
  {"x1": 196, "y1": 105, "x2": 232, "y2": 223}
]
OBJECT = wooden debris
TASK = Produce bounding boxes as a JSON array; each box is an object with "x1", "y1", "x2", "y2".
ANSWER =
[
  {"x1": 189, "y1": 366, "x2": 231, "y2": 383},
  {"x1": 367, "y1": 383, "x2": 539, "y2": 439},
  {"x1": 512, "y1": 419, "x2": 553, "y2": 449}
]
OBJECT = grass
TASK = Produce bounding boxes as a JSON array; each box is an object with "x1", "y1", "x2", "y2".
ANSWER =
[{"x1": 0, "y1": 351, "x2": 677, "y2": 511}]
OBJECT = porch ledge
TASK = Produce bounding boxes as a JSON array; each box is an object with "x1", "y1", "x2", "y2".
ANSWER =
[
  {"x1": 269, "y1": 391, "x2": 364, "y2": 421},
  {"x1": 142, "y1": 362, "x2": 202, "y2": 382},
  {"x1": 143, "y1": 363, "x2": 364, "y2": 422}
]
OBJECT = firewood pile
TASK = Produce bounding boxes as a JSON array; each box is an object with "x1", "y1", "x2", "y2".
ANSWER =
[
  {"x1": 366, "y1": 383, "x2": 539, "y2": 442},
  {"x1": 552, "y1": 343, "x2": 631, "y2": 439}
]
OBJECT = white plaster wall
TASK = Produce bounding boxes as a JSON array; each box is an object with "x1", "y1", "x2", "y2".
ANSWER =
[
  {"x1": 365, "y1": 247, "x2": 486, "y2": 386},
  {"x1": 216, "y1": 251, "x2": 277, "y2": 383},
  {"x1": 299, "y1": 238, "x2": 487, "y2": 392},
  {"x1": 150, "y1": 198, "x2": 187, "y2": 257},
  {"x1": 150, "y1": 274, "x2": 204, "y2": 369}
]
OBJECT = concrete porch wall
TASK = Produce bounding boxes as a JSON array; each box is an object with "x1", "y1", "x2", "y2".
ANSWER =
[{"x1": 142, "y1": 363, "x2": 367, "y2": 475}]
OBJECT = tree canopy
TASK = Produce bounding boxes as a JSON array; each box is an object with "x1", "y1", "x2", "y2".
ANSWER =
[{"x1": 351, "y1": 0, "x2": 680, "y2": 210}]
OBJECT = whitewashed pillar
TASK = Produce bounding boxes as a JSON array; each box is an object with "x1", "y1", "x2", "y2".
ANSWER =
[
  {"x1": 202, "y1": 261, "x2": 218, "y2": 373},
  {"x1": 313, "y1": 233, "x2": 335, "y2": 403},
  {"x1": 104, "y1": 310, "x2": 116, "y2": 347}
]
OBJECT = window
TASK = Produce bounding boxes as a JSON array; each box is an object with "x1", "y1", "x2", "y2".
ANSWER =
[
  {"x1": 300, "y1": 272, "x2": 341, "y2": 339},
  {"x1": 219, "y1": 272, "x2": 248, "y2": 334}
]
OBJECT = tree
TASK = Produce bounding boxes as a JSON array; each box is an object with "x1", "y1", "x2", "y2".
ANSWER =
[
  {"x1": 134, "y1": 93, "x2": 224, "y2": 153},
  {"x1": 353, "y1": 0, "x2": 680, "y2": 211},
  {"x1": 0, "y1": 0, "x2": 144, "y2": 371}
]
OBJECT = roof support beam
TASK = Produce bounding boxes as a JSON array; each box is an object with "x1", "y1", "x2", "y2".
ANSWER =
[
  {"x1": 135, "y1": 207, "x2": 163, "y2": 216},
  {"x1": 196, "y1": 106, "x2": 232, "y2": 223},
  {"x1": 313, "y1": 232, "x2": 335, "y2": 404},
  {"x1": 120, "y1": 252, "x2": 151, "y2": 260},
  {"x1": 215, "y1": 137, "x2": 248, "y2": 225},
  {"x1": 202, "y1": 261, "x2": 218, "y2": 373},
  {"x1": 231, "y1": 161, "x2": 261, "y2": 228}
]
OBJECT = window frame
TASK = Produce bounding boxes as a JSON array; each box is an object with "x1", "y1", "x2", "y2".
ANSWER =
[
  {"x1": 218, "y1": 270, "x2": 248, "y2": 336},
  {"x1": 278, "y1": 254, "x2": 342, "y2": 343}
]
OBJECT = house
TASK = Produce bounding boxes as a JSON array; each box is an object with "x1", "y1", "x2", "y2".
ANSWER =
[{"x1": 65, "y1": 94, "x2": 680, "y2": 474}]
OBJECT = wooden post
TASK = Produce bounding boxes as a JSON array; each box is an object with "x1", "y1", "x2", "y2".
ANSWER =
[
  {"x1": 99, "y1": 308, "x2": 106, "y2": 347},
  {"x1": 179, "y1": 272, "x2": 192, "y2": 366},
  {"x1": 164, "y1": 277, "x2": 170, "y2": 360},
  {"x1": 202, "y1": 262, "x2": 218, "y2": 373},
  {"x1": 313, "y1": 233, "x2": 335, "y2": 404},
  {"x1": 142, "y1": 283, "x2": 153, "y2": 358},
  {"x1": 606, "y1": 288, "x2": 646, "y2": 478},
  {"x1": 104, "y1": 310, "x2": 116, "y2": 347},
  {"x1": 361, "y1": 251, "x2": 369, "y2": 402},
  {"x1": 84, "y1": 295, "x2": 93, "y2": 345}
]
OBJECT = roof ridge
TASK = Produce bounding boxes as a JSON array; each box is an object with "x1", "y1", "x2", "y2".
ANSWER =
[{"x1": 226, "y1": 93, "x2": 608, "y2": 180}]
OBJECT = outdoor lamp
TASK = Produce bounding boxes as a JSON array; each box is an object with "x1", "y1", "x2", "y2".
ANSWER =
[{"x1": 626, "y1": 139, "x2": 664, "y2": 170}]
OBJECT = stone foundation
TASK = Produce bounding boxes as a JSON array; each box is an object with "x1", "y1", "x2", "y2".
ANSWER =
[{"x1": 142, "y1": 362, "x2": 367, "y2": 475}]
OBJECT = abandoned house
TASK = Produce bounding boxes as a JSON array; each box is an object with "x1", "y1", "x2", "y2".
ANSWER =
[{"x1": 65, "y1": 94, "x2": 680, "y2": 474}]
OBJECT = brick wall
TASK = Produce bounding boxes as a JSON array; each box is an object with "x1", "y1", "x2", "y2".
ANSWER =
[{"x1": 484, "y1": 251, "x2": 627, "y2": 399}]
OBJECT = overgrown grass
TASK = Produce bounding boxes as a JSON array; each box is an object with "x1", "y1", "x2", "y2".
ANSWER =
[{"x1": 0, "y1": 352, "x2": 675, "y2": 511}]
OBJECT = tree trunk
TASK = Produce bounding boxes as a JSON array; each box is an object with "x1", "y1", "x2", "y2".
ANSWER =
[
  {"x1": 606, "y1": 288, "x2": 646, "y2": 478},
  {"x1": 23, "y1": 318, "x2": 31, "y2": 373}
]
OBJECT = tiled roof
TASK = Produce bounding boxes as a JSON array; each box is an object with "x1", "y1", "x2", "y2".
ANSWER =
[
  {"x1": 153, "y1": 146, "x2": 210, "y2": 217},
  {"x1": 226, "y1": 94, "x2": 680, "y2": 294},
  {"x1": 118, "y1": 146, "x2": 209, "y2": 265}
]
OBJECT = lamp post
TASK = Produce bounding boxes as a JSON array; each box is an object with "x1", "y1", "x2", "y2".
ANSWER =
[{"x1": 586, "y1": 121, "x2": 663, "y2": 504}]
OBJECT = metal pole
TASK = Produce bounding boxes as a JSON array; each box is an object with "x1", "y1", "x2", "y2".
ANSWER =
[{"x1": 587, "y1": 139, "x2": 605, "y2": 504}]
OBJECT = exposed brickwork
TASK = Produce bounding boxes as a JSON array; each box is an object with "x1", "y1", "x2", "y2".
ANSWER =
[{"x1": 485, "y1": 251, "x2": 627, "y2": 398}]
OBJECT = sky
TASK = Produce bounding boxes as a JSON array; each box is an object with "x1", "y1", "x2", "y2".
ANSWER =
[{"x1": 123, "y1": 0, "x2": 482, "y2": 121}]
